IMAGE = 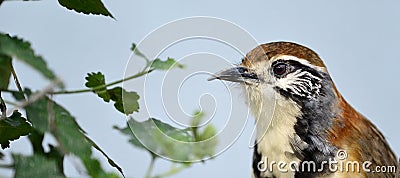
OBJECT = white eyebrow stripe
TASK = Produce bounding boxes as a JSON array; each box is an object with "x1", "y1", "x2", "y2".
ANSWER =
[{"x1": 271, "y1": 54, "x2": 327, "y2": 72}]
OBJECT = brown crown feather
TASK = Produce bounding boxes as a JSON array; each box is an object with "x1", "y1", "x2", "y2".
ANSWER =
[{"x1": 242, "y1": 42, "x2": 326, "y2": 68}]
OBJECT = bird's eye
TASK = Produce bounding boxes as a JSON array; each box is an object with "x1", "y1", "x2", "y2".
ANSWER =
[{"x1": 273, "y1": 63, "x2": 287, "y2": 76}]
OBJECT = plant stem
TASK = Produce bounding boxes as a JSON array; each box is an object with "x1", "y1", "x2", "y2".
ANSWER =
[
  {"x1": 3, "y1": 99, "x2": 18, "y2": 106},
  {"x1": 0, "y1": 163, "x2": 13, "y2": 169},
  {"x1": 152, "y1": 164, "x2": 189, "y2": 178},
  {"x1": 50, "y1": 69, "x2": 153, "y2": 95},
  {"x1": 145, "y1": 154, "x2": 157, "y2": 178},
  {"x1": 10, "y1": 63, "x2": 26, "y2": 100},
  {"x1": 0, "y1": 69, "x2": 153, "y2": 95},
  {"x1": 1, "y1": 64, "x2": 154, "y2": 96},
  {"x1": 0, "y1": 92, "x2": 6, "y2": 119},
  {"x1": 192, "y1": 127, "x2": 199, "y2": 142}
]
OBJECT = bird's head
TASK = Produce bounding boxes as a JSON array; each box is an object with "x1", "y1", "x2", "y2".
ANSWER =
[
  {"x1": 210, "y1": 42, "x2": 342, "y2": 175},
  {"x1": 209, "y1": 42, "x2": 342, "y2": 173},
  {"x1": 209, "y1": 42, "x2": 398, "y2": 177},
  {"x1": 209, "y1": 42, "x2": 336, "y2": 105}
]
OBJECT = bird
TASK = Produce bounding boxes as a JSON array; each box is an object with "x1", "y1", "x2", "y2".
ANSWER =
[{"x1": 208, "y1": 42, "x2": 398, "y2": 178}]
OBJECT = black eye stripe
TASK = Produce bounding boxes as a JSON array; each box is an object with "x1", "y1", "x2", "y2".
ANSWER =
[{"x1": 271, "y1": 59, "x2": 323, "y2": 79}]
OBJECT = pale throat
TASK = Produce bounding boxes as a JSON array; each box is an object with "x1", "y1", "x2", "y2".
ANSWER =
[{"x1": 245, "y1": 84, "x2": 303, "y2": 176}]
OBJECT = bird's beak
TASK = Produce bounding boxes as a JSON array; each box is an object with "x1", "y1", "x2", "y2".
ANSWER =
[{"x1": 208, "y1": 66, "x2": 259, "y2": 83}]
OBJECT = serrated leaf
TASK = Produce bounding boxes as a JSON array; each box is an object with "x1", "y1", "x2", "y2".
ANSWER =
[
  {"x1": 85, "y1": 135, "x2": 125, "y2": 177},
  {"x1": 108, "y1": 87, "x2": 139, "y2": 115},
  {"x1": 150, "y1": 58, "x2": 184, "y2": 70},
  {"x1": 85, "y1": 72, "x2": 110, "y2": 102},
  {"x1": 58, "y1": 0, "x2": 114, "y2": 18},
  {"x1": 84, "y1": 72, "x2": 139, "y2": 115},
  {"x1": 0, "y1": 33, "x2": 62, "y2": 88},
  {"x1": 13, "y1": 154, "x2": 65, "y2": 178},
  {"x1": 116, "y1": 112, "x2": 219, "y2": 161},
  {"x1": 116, "y1": 118, "x2": 194, "y2": 147},
  {"x1": 23, "y1": 94, "x2": 123, "y2": 177},
  {"x1": 0, "y1": 110, "x2": 32, "y2": 149},
  {"x1": 79, "y1": 157, "x2": 120, "y2": 178},
  {"x1": 0, "y1": 54, "x2": 12, "y2": 90},
  {"x1": 85, "y1": 72, "x2": 106, "y2": 88},
  {"x1": 115, "y1": 118, "x2": 194, "y2": 160},
  {"x1": 152, "y1": 119, "x2": 192, "y2": 142},
  {"x1": 54, "y1": 108, "x2": 92, "y2": 157},
  {"x1": 53, "y1": 101, "x2": 118, "y2": 177}
]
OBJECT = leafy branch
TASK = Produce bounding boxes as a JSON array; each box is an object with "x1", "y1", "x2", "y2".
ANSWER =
[
  {"x1": 114, "y1": 110, "x2": 217, "y2": 178},
  {"x1": 0, "y1": 30, "x2": 215, "y2": 178},
  {"x1": 51, "y1": 69, "x2": 152, "y2": 95},
  {"x1": 0, "y1": 1, "x2": 218, "y2": 177}
]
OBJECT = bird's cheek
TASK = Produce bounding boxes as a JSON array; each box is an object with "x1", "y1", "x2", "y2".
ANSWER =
[{"x1": 259, "y1": 73, "x2": 275, "y2": 85}]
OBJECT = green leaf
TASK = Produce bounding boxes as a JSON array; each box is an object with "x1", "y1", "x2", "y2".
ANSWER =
[
  {"x1": 23, "y1": 94, "x2": 123, "y2": 177},
  {"x1": 85, "y1": 72, "x2": 110, "y2": 102},
  {"x1": 52, "y1": 101, "x2": 116, "y2": 177},
  {"x1": 25, "y1": 97, "x2": 50, "y2": 133},
  {"x1": 85, "y1": 72, "x2": 139, "y2": 115},
  {"x1": 115, "y1": 118, "x2": 194, "y2": 160},
  {"x1": 11, "y1": 88, "x2": 30, "y2": 101},
  {"x1": 198, "y1": 125, "x2": 217, "y2": 141},
  {"x1": 150, "y1": 58, "x2": 184, "y2": 70},
  {"x1": 13, "y1": 154, "x2": 65, "y2": 178},
  {"x1": 58, "y1": 0, "x2": 114, "y2": 19},
  {"x1": 85, "y1": 72, "x2": 106, "y2": 88},
  {"x1": 0, "y1": 54, "x2": 12, "y2": 90},
  {"x1": 190, "y1": 110, "x2": 205, "y2": 127},
  {"x1": 153, "y1": 119, "x2": 192, "y2": 142},
  {"x1": 193, "y1": 125, "x2": 217, "y2": 159},
  {"x1": 189, "y1": 111, "x2": 218, "y2": 159},
  {"x1": 115, "y1": 112, "x2": 219, "y2": 161},
  {"x1": 28, "y1": 130, "x2": 45, "y2": 154},
  {"x1": 85, "y1": 135, "x2": 125, "y2": 177},
  {"x1": 0, "y1": 33, "x2": 62, "y2": 88},
  {"x1": 46, "y1": 144, "x2": 65, "y2": 174},
  {"x1": 108, "y1": 87, "x2": 139, "y2": 115},
  {"x1": 11, "y1": 91, "x2": 25, "y2": 101},
  {"x1": 0, "y1": 110, "x2": 32, "y2": 149}
]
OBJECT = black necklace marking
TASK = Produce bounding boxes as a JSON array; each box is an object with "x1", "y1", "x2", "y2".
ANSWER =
[
  {"x1": 253, "y1": 143, "x2": 262, "y2": 178},
  {"x1": 253, "y1": 143, "x2": 278, "y2": 178}
]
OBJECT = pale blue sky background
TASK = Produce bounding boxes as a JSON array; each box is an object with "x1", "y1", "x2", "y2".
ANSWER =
[{"x1": 0, "y1": 1, "x2": 399, "y2": 177}]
